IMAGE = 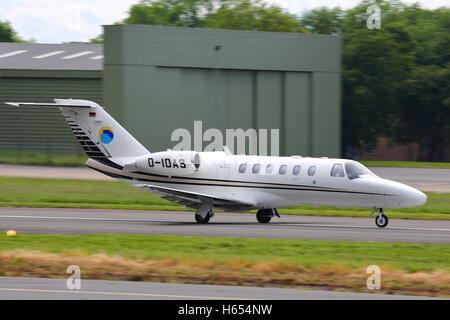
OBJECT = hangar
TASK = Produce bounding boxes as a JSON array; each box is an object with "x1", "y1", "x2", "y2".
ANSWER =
[
  {"x1": 103, "y1": 25, "x2": 341, "y2": 157},
  {"x1": 0, "y1": 25, "x2": 341, "y2": 158},
  {"x1": 0, "y1": 43, "x2": 102, "y2": 154}
]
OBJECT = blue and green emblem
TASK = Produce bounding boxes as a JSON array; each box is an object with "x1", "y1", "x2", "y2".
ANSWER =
[{"x1": 98, "y1": 127, "x2": 114, "y2": 144}]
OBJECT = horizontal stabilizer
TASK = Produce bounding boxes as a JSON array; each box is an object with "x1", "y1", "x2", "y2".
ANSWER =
[
  {"x1": 2, "y1": 98, "x2": 150, "y2": 158},
  {"x1": 4, "y1": 102, "x2": 92, "y2": 108}
]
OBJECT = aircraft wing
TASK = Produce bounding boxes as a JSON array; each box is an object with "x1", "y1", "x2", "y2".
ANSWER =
[{"x1": 135, "y1": 184, "x2": 257, "y2": 211}]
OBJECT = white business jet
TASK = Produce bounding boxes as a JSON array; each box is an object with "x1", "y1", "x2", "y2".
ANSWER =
[{"x1": 3, "y1": 99, "x2": 427, "y2": 228}]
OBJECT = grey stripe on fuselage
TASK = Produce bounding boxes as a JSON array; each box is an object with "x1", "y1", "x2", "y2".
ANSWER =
[{"x1": 86, "y1": 159, "x2": 395, "y2": 197}]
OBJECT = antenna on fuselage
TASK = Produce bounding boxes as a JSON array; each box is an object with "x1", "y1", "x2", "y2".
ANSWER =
[{"x1": 222, "y1": 146, "x2": 232, "y2": 156}]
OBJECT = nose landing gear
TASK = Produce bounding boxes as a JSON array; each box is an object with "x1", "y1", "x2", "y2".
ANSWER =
[{"x1": 370, "y1": 208, "x2": 389, "y2": 228}]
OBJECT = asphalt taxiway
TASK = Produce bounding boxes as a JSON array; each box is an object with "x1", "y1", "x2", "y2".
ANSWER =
[
  {"x1": 1, "y1": 207, "x2": 449, "y2": 244},
  {"x1": 0, "y1": 277, "x2": 441, "y2": 300}
]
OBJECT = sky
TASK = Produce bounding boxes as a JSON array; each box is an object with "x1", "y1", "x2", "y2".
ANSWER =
[{"x1": 0, "y1": 0, "x2": 448, "y2": 43}]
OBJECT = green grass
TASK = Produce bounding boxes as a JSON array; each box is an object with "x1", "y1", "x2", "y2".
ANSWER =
[
  {"x1": 361, "y1": 160, "x2": 450, "y2": 169},
  {"x1": 0, "y1": 151, "x2": 87, "y2": 167},
  {"x1": 0, "y1": 177, "x2": 449, "y2": 220},
  {"x1": 0, "y1": 177, "x2": 184, "y2": 211},
  {"x1": 1, "y1": 234, "x2": 450, "y2": 273},
  {"x1": 2, "y1": 234, "x2": 449, "y2": 296}
]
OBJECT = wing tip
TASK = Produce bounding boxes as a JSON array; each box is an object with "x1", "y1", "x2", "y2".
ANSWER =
[{"x1": 3, "y1": 102, "x2": 20, "y2": 107}]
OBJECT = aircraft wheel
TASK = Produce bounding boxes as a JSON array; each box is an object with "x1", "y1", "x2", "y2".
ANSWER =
[
  {"x1": 375, "y1": 213, "x2": 388, "y2": 228},
  {"x1": 195, "y1": 212, "x2": 211, "y2": 224},
  {"x1": 256, "y1": 209, "x2": 272, "y2": 223}
]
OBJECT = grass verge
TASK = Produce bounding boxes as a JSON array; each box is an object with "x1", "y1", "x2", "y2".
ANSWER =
[
  {"x1": 0, "y1": 151, "x2": 87, "y2": 167},
  {"x1": 0, "y1": 177, "x2": 449, "y2": 220},
  {"x1": 361, "y1": 160, "x2": 450, "y2": 169},
  {"x1": 0, "y1": 234, "x2": 449, "y2": 297}
]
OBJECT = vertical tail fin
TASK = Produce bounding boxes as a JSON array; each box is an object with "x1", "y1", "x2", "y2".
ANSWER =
[{"x1": 4, "y1": 99, "x2": 150, "y2": 159}]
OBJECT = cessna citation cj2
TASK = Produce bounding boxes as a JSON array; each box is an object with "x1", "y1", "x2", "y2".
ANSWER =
[{"x1": 4, "y1": 99, "x2": 427, "y2": 228}]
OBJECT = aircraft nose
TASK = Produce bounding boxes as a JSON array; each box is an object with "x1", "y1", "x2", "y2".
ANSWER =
[
  {"x1": 414, "y1": 189, "x2": 427, "y2": 206},
  {"x1": 381, "y1": 179, "x2": 427, "y2": 208},
  {"x1": 401, "y1": 185, "x2": 427, "y2": 207}
]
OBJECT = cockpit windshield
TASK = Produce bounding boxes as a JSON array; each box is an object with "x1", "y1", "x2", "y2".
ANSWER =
[{"x1": 345, "y1": 161, "x2": 373, "y2": 180}]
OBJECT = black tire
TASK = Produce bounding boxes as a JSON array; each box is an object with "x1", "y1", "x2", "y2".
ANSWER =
[
  {"x1": 375, "y1": 213, "x2": 388, "y2": 228},
  {"x1": 256, "y1": 210, "x2": 272, "y2": 223},
  {"x1": 195, "y1": 212, "x2": 211, "y2": 224}
]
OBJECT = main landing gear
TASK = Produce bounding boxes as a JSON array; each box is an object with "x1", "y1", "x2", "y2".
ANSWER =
[
  {"x1": 370, "y1": 208, "x2": 389, "y2": 228},
  {"x1": 195, "y1": 200, "x2": 214, "y2": 224},
  {"x1": 194, "y1": 203, "x2": 282, "y2": 224},
  {"x1": 195, "y1": 212, "x2": 211, "y2": 224},
  {"x1": 256, "y1": 208, "x2": 280, "y2": 223}
]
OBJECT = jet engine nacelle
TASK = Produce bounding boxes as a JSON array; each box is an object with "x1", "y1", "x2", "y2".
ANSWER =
[{"x1": 128, "y1": 151, "x2": 200, "y2": 176}]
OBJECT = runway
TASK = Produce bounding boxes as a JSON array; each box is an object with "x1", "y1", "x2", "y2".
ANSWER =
[
  {"x1": 0, "y1": 277, "x2": 439, "y2": 300},
  {"x1": 1, "y1": 207, "x2": 449, "y2": 244}
]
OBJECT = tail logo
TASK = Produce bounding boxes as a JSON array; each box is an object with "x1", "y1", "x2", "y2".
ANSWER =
[{"x1": 98, "y1": 127, "x2": 114, "y2": 144}]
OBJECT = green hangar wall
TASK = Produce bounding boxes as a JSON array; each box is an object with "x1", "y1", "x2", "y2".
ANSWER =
[
  {"x1": 103, "y1": 25, "x2": 341, "y2": 157},
  {"x1": 0, "y1": 43, "x2": 102, "y2": 154}
]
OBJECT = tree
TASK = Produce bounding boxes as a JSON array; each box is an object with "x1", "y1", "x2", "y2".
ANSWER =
[
  {"x1": 124, "y1": 0, "x2": 305, "y2": 33},
  {"x1": 0, "y1": 21, "x2": 22, "y2": 42},
  {"x1": 301, "y1": 7, "x2": 344, "y2": 34},
  {"x1": 337, "y1": 1, "x2": 416, "y2": 153},
  {"x1": 89, "y1": 34, "x2": 104, "y2": 44},
  {"x1": 203, "y1": 0, "x2": 303, "y2": 33},
  {"x1": 320, "y1": 0, "x2": 449, "y2": 159},
  {"x1": 342, "y1": 22, "x2": 414, "y2": 151},
  {"x1": 124, "y1": 0, "x2": 217, "y2": 27},
  {"x1": 396, "y1": 65, "x2": 450, "y2": 161}
]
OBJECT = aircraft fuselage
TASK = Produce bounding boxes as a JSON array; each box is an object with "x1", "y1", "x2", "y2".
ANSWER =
[{"x1": 88, "y1": 151, "x2": 427, "y2": 211}]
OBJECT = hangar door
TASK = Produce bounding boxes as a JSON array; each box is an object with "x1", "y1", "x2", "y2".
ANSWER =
[{"x1": 142, "y1": 66, "x2": 311, "y2": 156}]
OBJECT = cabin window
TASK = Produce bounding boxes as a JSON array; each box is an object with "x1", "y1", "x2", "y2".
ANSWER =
[
  {"x1": 252, "y1": 164, "x2": 261, "y2": 174},
  {"x1": 239, "y1": 163, "x2": 247, "y2": 173},
  {"x1": 331, "y1": 164, "x2": 345, "y2": 177},
  {"x1": 308, "y1": 165, "x2": 317, "y2": 176},
  {"x1": 265, "y1": 164, "x2": 274, "y2": 174},
  {"x1": 293, "y1": 165, "x2": 301, "y2": 176},
  {"x1": 279, "y1": 165, "x2": 287, "y2": 175}
]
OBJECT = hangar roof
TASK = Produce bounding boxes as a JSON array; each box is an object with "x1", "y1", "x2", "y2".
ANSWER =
[{"x1": 0, "y1": 43, "x2": 103, "y2": 70}]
